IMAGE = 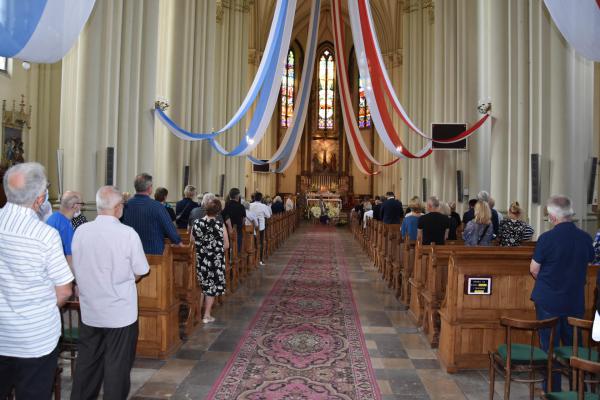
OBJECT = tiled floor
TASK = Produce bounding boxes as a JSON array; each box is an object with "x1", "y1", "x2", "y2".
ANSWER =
[{"x1": 59, "y1": 225, "x2": 540, "y2": 399}]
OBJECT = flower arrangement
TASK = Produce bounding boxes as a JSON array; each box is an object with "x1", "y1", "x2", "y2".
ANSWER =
[
  {"x1": 327, "y1": 206, "x2": 340, "y2": 218},
  {"x1": 477, "y1": 102, "x2": 492, "y2": 115},
  {"x1": 310, "y1": 206, "x2": 321, "y2": 218}
]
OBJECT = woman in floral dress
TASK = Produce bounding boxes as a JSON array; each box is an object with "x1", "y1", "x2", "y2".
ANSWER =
[
  {"x1": 498, "y1": 201, "x2": 534, "y2": 246},
  {"x1": 192, "y1": 199, "x2": 229, "y2": 323}
]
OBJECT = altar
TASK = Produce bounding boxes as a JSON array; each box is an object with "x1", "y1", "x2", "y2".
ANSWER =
[{"x1": 305, "y1": 192, "x2": 342, "y2": 222}]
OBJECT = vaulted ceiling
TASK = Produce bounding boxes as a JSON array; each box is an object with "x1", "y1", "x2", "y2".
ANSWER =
[{"x1": 249, "y1": 0, "x2": 403, "y2": 55}]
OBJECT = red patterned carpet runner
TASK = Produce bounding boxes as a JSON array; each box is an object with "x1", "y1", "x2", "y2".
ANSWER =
[{"x1": 207, "y1": 226, "x2": 380, "y2": 399}]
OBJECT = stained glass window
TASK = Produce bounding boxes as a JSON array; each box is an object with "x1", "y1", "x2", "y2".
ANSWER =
[
  {"x1": 0, "y1": 57, "x2": 7, "y2": 72},
  {"x1": 280, "y1": 50, "x2": 295, "y2": 127},
  {"x1": 318, "y1": 49, "x2": 335, "y2": 130},
  {"x1": 358, "y1": 76, "x2": 371, "y2": 128}
]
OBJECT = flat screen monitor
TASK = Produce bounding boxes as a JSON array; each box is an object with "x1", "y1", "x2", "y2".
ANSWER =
[
  {"x1": 252, "y1": 161, "x2": 270, "y2": 173},
  {"x1": 431, "y1": 123, "x2": 467, "y2": 150}
]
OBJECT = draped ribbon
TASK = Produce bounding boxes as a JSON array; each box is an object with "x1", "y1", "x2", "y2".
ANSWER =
[
  {"x1": 350, "y1": 0, "x2": 489, "y2": 149},
  {"x1": 544, "y1": 0, "x2": 600, "y2": 62},
  {"x1": 154, "y1": 0, "x2": 294, "y2": 144},
  {"x1": 348, "y1": 0, "x2": 432, "y2": 159},
  {"x1": 332, "y1": 0, "x2": 394, "y2": 175},
  {"x1": 247, "y1": 0, "x2": 321, "y2": 173},
  {"x1": 0, "y1": 0, "x2": 96, "y2": 63}
]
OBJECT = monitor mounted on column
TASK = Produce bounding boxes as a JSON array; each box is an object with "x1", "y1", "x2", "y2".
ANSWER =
[{"x1": 431, "y1": 123, "x2": 467, "y2": 150}]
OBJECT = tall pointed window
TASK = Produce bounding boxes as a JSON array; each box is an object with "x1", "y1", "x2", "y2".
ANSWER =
[
  {"x1": 358, "y1": 76, "x2": 371, "y2": 128},
  {"x1": 280, "y1": 50, "x2": 295, "y2": 127},
  {"x1": 0, "y1": 57, "x2": 7, "y2": 73},
  {"x1": 318, "y1": 49, "x2": 335, "y2": 130}
]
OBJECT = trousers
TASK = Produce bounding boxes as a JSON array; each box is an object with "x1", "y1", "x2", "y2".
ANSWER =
[
  {"x1": 535, "y1": 304, "x2": 581, "y2": 393},
  {"x1": 0, "y1": 346, "x2": 59, "y2": 400},
  {"x1": 70, "y1": 320, "x2": 138, "y2": 400}
]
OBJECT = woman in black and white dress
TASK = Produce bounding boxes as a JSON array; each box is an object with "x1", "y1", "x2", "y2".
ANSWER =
[
  {"x1": 498, "y1": 201, "x2": 534, "y2": 246},
  {"x1": 192, "y1": 199, "x2": 229, "y2": 323}
]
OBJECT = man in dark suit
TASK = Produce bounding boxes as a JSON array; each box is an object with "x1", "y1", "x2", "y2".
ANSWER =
[
  {"x1": 372, "y1": 196, "x2": 382, "y2": 221},
  {"x1": 380, "y1": 192, "x2": 404, "y2": 224}
]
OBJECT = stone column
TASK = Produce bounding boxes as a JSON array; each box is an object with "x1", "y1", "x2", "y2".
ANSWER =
[
  {"x1": 212, "y1": 0, "x2": 251, "y2": 196},
  {"x1": 60, "y1": 0, "x2": 159, "y2": 200},
  {"x1": 154, "y1": 0, "x2": 216, "y2": 198}
]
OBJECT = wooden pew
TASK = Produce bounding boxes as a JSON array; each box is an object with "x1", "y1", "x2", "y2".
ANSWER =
[
  {"x1": 408, "y1": 241, "x2": 431, "y2": 325},
  {"x1": 383, "y1": 224, "x2": 402, "y2": 287},
  {"x1": 398, "y1": 238, "x2": 416, "y2": 303},
  {"x1": 243, "y1": 224, "x2": 258, "y2": 271},
  {"x1": 437, "y1": 250, "x2": 599, "y2": 372},
  {"x1": 419, "y1": 245, "x2": 533, "y2": 348},
  {"x1": 137, "y1": 245, "x2": 182, "y2": 359},
  {"x1": 173, "y1": 229, "x2": 201, "y2": 337}
]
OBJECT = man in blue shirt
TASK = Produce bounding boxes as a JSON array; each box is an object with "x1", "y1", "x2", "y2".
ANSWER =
[
  {"x1": 47, "y1": 190, "x2": 83, "y2": 265},
  {"x1": 122, "y1": 173, "x2": 181, "y2": 254},
  {"x1": 530, "y1": 195, "x2": 594, "y2": 392}
]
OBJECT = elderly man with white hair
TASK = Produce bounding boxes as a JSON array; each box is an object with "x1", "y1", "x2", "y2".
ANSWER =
[
  {"x1": 530, "y1": 195, "x2": 594, "y2": 393},
  {"x1": 0, "y1": 162, "x2": 73, "y2": 399},
  {"x1": 70, "y1": 186, "x2": 149, "y2": 400}
]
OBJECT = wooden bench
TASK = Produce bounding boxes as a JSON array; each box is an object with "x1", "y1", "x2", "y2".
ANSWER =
[
  {"x1": 437, "y1": 250, "x2": 599, "y2": 372},
  {"x1": 137, "y1": 245, "x2": 182, "y2": 359},
  {"x1": 173, "y1": 229, "x2": 201, "y2": 337},
  {"x1": 419, "y1": 245, "x2": 534, "y2": 348}
]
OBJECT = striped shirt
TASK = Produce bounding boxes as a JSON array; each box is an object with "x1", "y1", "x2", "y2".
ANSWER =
[{"x1": 0, "y1": 203, "x2": 74, "y2": 358}]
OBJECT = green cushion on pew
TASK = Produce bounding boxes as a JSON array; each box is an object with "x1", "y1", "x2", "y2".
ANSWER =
[
  {"x1": 546, "y1": 391, "x2": 599, "y2": 400},
  {"x1": 497, "y1": 344, "x2": 548, "y2": 363},
  {"x1": 62, "y1": 327, "x2": 79, "y2": 341},
  {"x1": 554, "y1": 346, "x2": 599, "y2": 362}
]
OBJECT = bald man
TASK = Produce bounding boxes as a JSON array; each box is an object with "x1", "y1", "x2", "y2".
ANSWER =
[
  {"x1": 71, "y1": 186, "x2": 149, "y2": 400},
  {"x1": 46, "y1": 190, "x2": 83, "y2": 265}
]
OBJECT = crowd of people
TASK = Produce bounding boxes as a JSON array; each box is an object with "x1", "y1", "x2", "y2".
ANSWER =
[
  {"x1": 353, "y1": 190, "x2": 536, "y2": 247},
  {"x1": 3, "y1": 161, "x2": 600, "y2": 397},
  {"x1": 0, "y1": 162, "x2": 295, "y2": 399},
  {"x1": 353, "y1": 189, "x2": 600, "y2": 393}
]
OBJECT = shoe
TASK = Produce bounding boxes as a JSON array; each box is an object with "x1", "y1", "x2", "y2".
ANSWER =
[{"x1": 202, "y1": 316, "x2": 215, "y2": 323}]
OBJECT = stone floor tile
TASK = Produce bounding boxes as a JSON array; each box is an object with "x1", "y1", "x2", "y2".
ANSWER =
[
  {"x1": 378, "y1": 379, "x2": 394, "y2": 395},
  {"x1": 406, "y1": 349, "x2": 439, "y2": 359},
  {"x1": 362, "y1": 326, "x2": 398, "y2": 334},
  {"x1": 366, "y1": 339, "x2": 378, "y2": 349},
  {"x1": 144, "y1": 359, "x2": 197, "y2": 386},
  {"x1": 417, "y1": 369, "x2": 468, "y2": 400}
]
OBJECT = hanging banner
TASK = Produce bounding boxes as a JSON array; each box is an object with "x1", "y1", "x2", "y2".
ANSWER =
[
  {"x1": 350, "y1": 0, "x2": 489, "y2": 148},
  {"x1": 348, "y1": 0, "x2": 432, "y2": 159},
  {"x1": 248, "y1": 0, "x2": 321, "y2": 173},
  {"x1": 209, "y1": 0, "x2": 297, "y2": 156},
  {"x1": 154, "y1": 0, "x2": 293, "y2": 141},
  {"x1": 0, "y1": 0, "x2": 96, "y2": 63},
  {"x1": 544, "y1": 0, "x2": 600, "y2": 62},
  {"x1": 332, "y1": 0, "x2": 392, "y2": 175}
]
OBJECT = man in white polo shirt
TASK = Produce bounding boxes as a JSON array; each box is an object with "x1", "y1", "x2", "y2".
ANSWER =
[
  {"x1": 0, "y1": 162, "x2": 74, "y2": 399},
  {"x1": 249, "y1": 192, "x2": 272, "y2": 266},
  {"x1": 70, "y1": 186, "x2": 149, "y2": 400}
]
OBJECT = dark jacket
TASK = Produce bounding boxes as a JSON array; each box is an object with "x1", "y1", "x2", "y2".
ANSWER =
[
  {"x1": 372, "y1": 204, "x2": 382, "y2": 221},
  {"x1": 175, "y1": 198, "x2": 199, "y2": 229},
  {"x1": 380, "y1": 198, "x2": 404, "y2": 224},
  {"x1": 271, "y1": 201, "x2": 285, "y2": 214},
  {"x1": 123, "y1": 194, "x2": 181, "y2": 254}
]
